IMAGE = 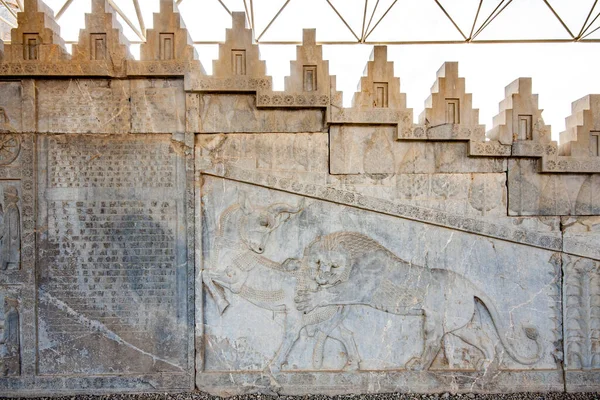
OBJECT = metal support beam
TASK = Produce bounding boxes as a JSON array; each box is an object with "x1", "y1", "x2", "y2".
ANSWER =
[
  {"x1": 364, "y1": 0, "x2": 398, "y2": 41},
  {"x1": 55, "y1": 0, "x2": 75, "y2": 20},
  {"x1": 578, "y1": 0, "x2": 597, "y2": 38},
  {"x1": 0, "y1": 0, "x2": 17, "y2": 19},
  {"x1": 325, "y1": 0, "x2": 361, "y2": 42},
  {"x1": 243, "y1": 0, "x2": 252, "y2": 30},
  {"x1": 581, "y1": 9, "x2": 600, "y2": 37},
  {"x1": 256, "y1": 0, "x2": 291, "y2": 42},
  {"x1": 132, "y1": 0, "x2": 146, "y2": 37},
  {"x1": 360, "y1": 0, "x2": 368, "y2": 42},
  {"x1": 364, "y1": 0, "x2": 379, "y2": 39},
  {"x1": 216, "y1": 0, "x2": 232, "y2": 16},
  {"x1": 472, "y1": 0, "x2": 513, "y2": 40},
  {"x1": 250, "y1": 0, "x2": 256, "y2": 41},
  {"x1": 433, "y1": 0, "x2": 467, "y2": 40},
  {"x1": 542, "y1": 0, "x2": 575, "y2": 39},
  {"x1": 107, "y1": 0, "x2": 145, "y2": 41},
  {"x1": 49, "y1": 38, "x2": 600, "y2": 45},
  {"x1": 0, "y1": 13, "x2": 17, "y2": 29},
  {"x1": 469, "y1": 0, "x2": 483, "y2": 40}
]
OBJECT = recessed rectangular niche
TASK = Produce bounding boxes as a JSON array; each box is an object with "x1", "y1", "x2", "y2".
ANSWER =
[
  {"x1": 232, "y1": 50, "x2": 246, "y2": 75},
  {"x1": 90, "y1": 33, "x2": 107, "y2": 60},
  {"x1": 23, "y1": 33, "x2": 39, "y2": 60},
  {"x1": 373, "y1": 82, "x2": 388, "y2": 108},
  {"x1": 159, "y1": 33, "x2": 175, "y2": 60},
  {"x1": 591, "y1": 132, "x2": 600, "y2": 157},
  {"x1": 303, "y1": 65, "x2": 317, "y2": 91},
  {"x1": 445, "y1": 98, "x2": 460, "y2": 124},
  {"x1": 517, "y1": 114, "x2": 533, "y2": 140}
]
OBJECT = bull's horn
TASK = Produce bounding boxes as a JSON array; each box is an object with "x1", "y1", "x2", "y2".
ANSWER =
[{"x1": 267, "y1": 198, "x2": 305, "y2": 215}]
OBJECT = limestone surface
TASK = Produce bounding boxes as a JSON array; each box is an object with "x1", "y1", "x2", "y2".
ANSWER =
[{"x1": 0, "y1": 1, "x2": 599, "y2": 397}]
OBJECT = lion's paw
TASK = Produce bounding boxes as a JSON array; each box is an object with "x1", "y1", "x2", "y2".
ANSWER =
[{"x1": 405, "y1": 357, "x2": 425, "y2": 371}]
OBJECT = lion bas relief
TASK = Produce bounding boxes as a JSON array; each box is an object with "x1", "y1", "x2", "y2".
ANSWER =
[{"x1": 295, "y1": 232, "x2": 544, "y2": 371}]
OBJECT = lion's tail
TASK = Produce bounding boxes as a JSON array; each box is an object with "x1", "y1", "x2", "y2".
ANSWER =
[{"x1": 476, "y1": 290, "x2": 544, "y2": 365}]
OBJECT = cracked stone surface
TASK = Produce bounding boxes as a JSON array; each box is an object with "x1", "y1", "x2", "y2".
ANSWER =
[{"x1": 1, "y1": 1, "x2": 600, "y2": 397}]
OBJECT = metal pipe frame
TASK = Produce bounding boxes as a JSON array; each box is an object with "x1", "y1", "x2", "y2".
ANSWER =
[{"x1": 1, "y1": 0, "x2": 599, "y2": 46}]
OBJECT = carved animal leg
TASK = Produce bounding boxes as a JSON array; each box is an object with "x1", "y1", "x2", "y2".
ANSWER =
[
  {"x1": 269, "y1": 324, "x2": 302, "y2": 374},
  {"x1": 451, "y1": 325, "x2": 496, "y2": 371},
  {"x1": 407, "y1": 315, "x2": 444, "y2": 371},
  {"x1": 332, "y1": 323, "x2": 361, "y2": 371}
]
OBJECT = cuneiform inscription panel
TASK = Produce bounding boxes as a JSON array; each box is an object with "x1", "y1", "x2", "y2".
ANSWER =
[
  {"x1": 37, "y1": 135, "x2": 191, "y2": 379},
  {"x1": 37, "y1": 80, "x2": 130, "y2": 134}
]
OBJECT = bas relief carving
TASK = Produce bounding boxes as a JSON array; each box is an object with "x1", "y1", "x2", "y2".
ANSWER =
[
  {"x1": 293, "y1": 232, "x2": 543, "y2": 371},
  {"x1": 201, "y1": 178, "x2": 560, "y2": 392},
  {"x1": 0, "y1": 185, "x2": 20, "y2": 271},
  {"x1": 0, "y1": 135, "x2": 20, "y2": 165},
  {"x1": 0, "y1": 290, "x2": 20, "y2": 377},
  {"x1": 0, "y1": 2, "x2": 599, "y2": 396}
]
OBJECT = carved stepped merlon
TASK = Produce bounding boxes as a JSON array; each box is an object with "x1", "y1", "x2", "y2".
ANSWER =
[
  {"x1": 140, "y1": 0, "x2": 197, "y2": 61},
  {"x1": 419, "y1": 62, "x2": 478, "y2": 126},
  {"x1": 330, "y1": 46, "x2": 412, "y2": 134},
  {"x1": 487, "y1": 77, "x2": 554, "y2": 153},
  {"x1": 257, "y1": 29, "x2": 332, "y2": 109},
  {"x1": 486, "y1": 78, "x2": 600, "y2": 172},
  {"x1": 130, "y1": 0, "x2": 203, "y2": 76},
  {"x1": 538, "y1": 94, "x2": 600, "y2": 173},
  {"x1": 560, "y1": 95, "x2": 600, "y2": 158},
  {"x1": 186, "y1": 12, "x2": 269, "y2": 91},
  {"x1": 71, "y1": 0, "x2": 132, "y2": 74},
  {"x1": 3, "y1": 0, "x2": 69, "y2": 62},
  {"x1": 401, "y1": 62, "x2": 509, "y2": 157}
]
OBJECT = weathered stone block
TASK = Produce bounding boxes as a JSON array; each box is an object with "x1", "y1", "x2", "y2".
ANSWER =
[
  {"x1": 130, "y1": 79, "x2": 185, "y2": 133},
  {"x1": 31, "y1": 135, "x2": 194, "y2": 391},
  {"x1": 197, "y1": 177, "x2": 563, "y2": 395},
  {"x1": 37, "y1": 79, "x2": 131, "y2": 134},
  {"x1": 198, "y1": 94, "x2": 324, "y2": 133}
]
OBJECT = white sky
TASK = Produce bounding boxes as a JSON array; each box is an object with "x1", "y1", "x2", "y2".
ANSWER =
[{"x1": 4, "y1": 0, "x2": 600, "y2": 139}]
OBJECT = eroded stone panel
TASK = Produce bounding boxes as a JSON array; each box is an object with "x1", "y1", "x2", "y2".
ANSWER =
[
  {"x1": 198, "y1": 94, "x2": 324, "y2": 133},
  {"x1": 197, "y1": 176, "x2": 563, "y2": 395},
  {"x1": 0, "y1": 82, "x2": 22, "y2": 133},
  {"x1": 331, "y1": 126, "x2": 506, "y2": 174},
  {"x1": 37, "y1": 80, "x2": 131, "y2": 134},
  {"x1": 36, "y1": 135, "x2": 193, "y2": 388},
  {"x1": 508, "y1": 159, "x2": 599, "y2": 216},
  {"x1": 130, "y1": 79, "x2": 185, "y2": 133}
]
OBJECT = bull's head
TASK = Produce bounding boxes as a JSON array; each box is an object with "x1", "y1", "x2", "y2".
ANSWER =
[
  {"x1": 238, "y1": 192, "x2": 305, "y2": 254},
  {"x1": 205, "y1": 193, "x2": 305, "y2": 314}
]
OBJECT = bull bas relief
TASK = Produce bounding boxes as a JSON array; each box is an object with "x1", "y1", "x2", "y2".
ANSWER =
[{"x1": 204, "y1": 191, "x2": 545, "y2": 378}]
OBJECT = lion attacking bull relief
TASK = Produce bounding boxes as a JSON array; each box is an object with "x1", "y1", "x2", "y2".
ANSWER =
[{"x1": 205, "y1": 193, "x2": 545, "y2": 374}]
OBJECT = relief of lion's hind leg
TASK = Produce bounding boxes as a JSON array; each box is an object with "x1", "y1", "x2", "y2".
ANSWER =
[{"x1": 335, "y1": 324, "x2": 361, "y2": 371}]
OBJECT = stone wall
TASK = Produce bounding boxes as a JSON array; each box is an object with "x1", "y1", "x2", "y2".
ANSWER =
[{"x1": 0, "y1": 0, "x2": 600, "y2": 396}]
